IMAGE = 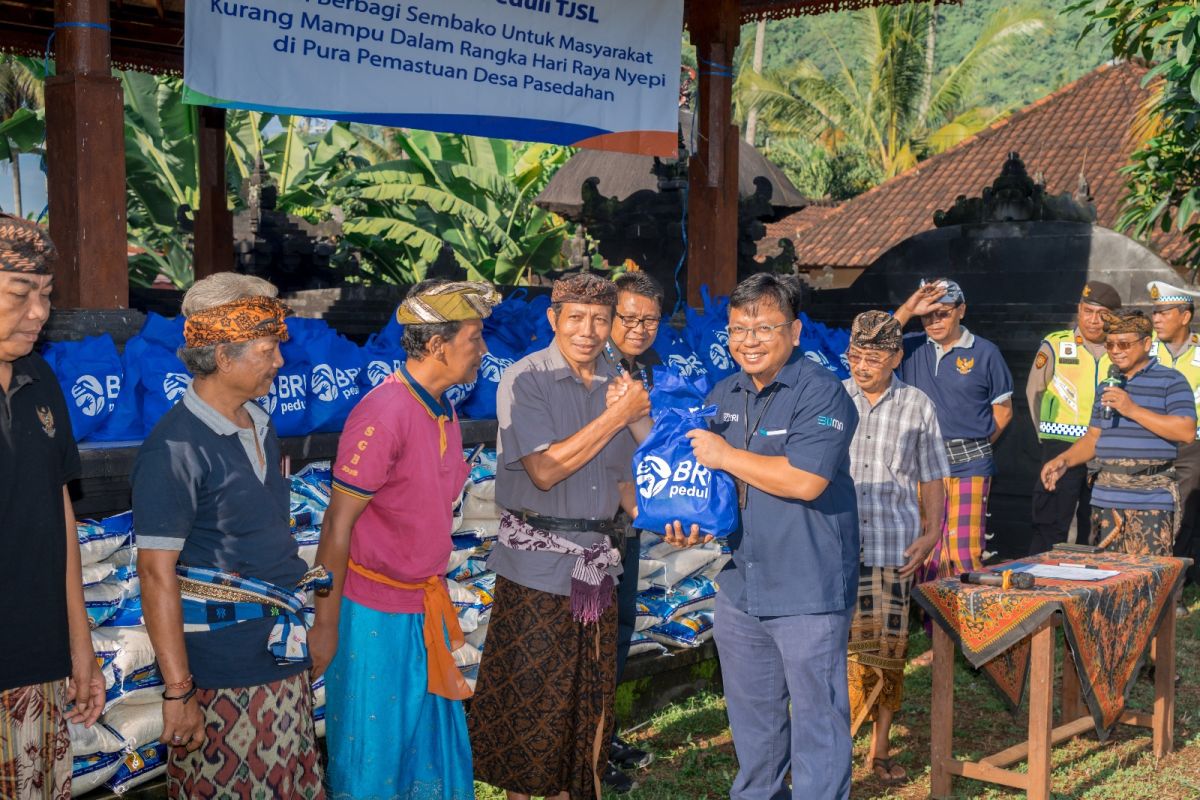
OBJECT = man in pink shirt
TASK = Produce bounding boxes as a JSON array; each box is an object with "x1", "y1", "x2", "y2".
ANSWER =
[{"x1": 310, "y1": 279, "x2": 499, "y2": 800}]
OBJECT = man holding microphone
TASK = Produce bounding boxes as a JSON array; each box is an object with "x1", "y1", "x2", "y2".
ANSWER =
[{"x1": 1041, "y1": 309, "x2": 1196, "y2": 555}]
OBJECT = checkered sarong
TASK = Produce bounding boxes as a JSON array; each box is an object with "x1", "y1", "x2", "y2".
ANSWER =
[
  {"x1": 847, "y1": 565, "x2": 911, "y2": 735},
  {"x1": 924, "y1": 476, "x2": 991, "y2": 581},
  {"x1": 943, "y1": 437, "x2": 993, "y2": 466}
]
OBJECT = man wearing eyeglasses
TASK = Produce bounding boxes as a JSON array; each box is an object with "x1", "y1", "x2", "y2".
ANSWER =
[
  {"x1": 1041, "y1": 309, "x2": 1196, "y2": 556},
  {"x1": 894, "y1": 280, "x2": 1014, "y2": 579},
  {"x1": 601, "y1": 271, "x2": 663, "y2": 791},
  {"x1": 1025, "y1": 281, "x2": 1122, "y2": 555},
  {"x1": 1147, "y1": 281, "x2": 1200, "y2": 590},
  {"x1": 681, "y1": 273, "x2": 859, "y2": 800},
  {"x1": 841, "y1": 311, "x2": 949, "y2": 786}
]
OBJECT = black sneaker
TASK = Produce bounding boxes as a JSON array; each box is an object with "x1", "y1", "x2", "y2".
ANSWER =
[
  {"x1": 611, "y1": 736, "x2": 654, "y2": 769},
  {"x1": 601, "y1": 761, "x2": 636, "y2": 793}
]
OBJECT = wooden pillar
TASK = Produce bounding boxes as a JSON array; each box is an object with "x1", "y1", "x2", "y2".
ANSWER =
[
  {"x1": 685, "y1": 0, "x2": 740, "y2": 306},
  {"x1": 45, "y1": 0, "x2": 128, "y2": 308},
  {"x1": 194, "y1": 107, "x2": 233, "y2": 280}
]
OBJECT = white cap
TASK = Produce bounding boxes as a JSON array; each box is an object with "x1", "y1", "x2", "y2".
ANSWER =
[{"x1": 1147, "y1": 280, "x2": 1200, "y2": 304}]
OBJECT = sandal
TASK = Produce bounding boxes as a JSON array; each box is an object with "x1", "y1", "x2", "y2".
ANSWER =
[{"x1": 871, "y1": 757, "x2": 907, "y2": 785}]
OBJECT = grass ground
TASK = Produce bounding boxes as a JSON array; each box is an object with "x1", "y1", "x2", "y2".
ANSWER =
[{"x1": 476, "y1": 585, "x2": 1200, "y2": 799}]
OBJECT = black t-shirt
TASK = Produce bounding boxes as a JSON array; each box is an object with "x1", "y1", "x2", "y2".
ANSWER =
[
  {"x1": 132, "y1": 398, "x2": 307, "y2": 689},
  {"x1": 0, "y1": 353, "x2": 82, "y2": 691}
]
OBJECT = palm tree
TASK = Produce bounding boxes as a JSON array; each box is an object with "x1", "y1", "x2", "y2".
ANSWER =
[
  {"x1": 0, "y1": 55, "x2": 46, "y2": 217},
  {"x1": 739, "y1": 4, "x2": 1048, "y2": 180}
]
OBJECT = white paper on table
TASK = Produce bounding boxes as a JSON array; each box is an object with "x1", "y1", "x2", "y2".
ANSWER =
[{"x1": 1016, "y1": 564, "x2": 1121, "y2": 581}]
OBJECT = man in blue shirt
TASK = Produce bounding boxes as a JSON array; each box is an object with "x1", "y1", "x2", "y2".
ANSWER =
[
  {"x1": 1041, "y1": 309, "x2": 1196, "y2": 555},
  {"x1": 679, "y1": 273, "x2": 859, "y2": 800},
  {"x1": 894, "y1": 279, "x2": 1013, "y2": 578}
]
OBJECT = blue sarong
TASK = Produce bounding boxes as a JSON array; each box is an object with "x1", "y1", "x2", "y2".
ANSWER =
[
  {"x1": 177, "y1": 564, "x2": 332, "y2": 665},
  {"x1": 325, "y1": 597, "x2": 474, "y2": 800}
]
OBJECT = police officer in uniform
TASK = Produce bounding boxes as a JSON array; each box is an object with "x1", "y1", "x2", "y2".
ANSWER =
[
  {"x1": 1148, "y1": 280, "x2": 1200, "y2": 590},
  {"x1": 1026, "y1": 281, "x2": 1122, "y2": 554}
]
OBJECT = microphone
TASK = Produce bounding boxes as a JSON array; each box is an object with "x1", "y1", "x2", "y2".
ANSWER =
[
  {"x1": 1100, "y1": 365, "x2": 1126, "y2": 420},
  {"x1": 960, "y1": 571, "x2": 1036, "y2": 590}
]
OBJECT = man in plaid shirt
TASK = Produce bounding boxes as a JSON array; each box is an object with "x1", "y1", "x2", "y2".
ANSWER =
[{"x1": 842, "y1": 310, "x2": 950, "y2": 785}]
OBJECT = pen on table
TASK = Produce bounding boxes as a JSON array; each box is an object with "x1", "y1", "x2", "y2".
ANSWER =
[{"x1": 1056, "y1": 562, "x2": 1098, "y2": 569}]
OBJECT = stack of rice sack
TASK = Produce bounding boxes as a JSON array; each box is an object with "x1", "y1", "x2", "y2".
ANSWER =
[
  {"x1": 445, "y1": 447, "x2": 502, "y2": 690},
  {"x1": 631, "y1": 537, "x2": 729, "y2": 655},
  {"x1": 72, "y1": 512, "x2": 169, "y2": 796}
]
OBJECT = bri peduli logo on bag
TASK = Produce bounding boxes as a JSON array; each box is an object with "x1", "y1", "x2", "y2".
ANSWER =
[
  {"x1": 162, "y1": 372, "x2": 192, "y2": 403},
  {"x1": 72, "y1": 374, "x2": 120, "y2": 418},
  {"x1": 259, "y1": 373, "x2": 307, "y2": 416},
  {"x1": 446, "y1": 382, "x2": 475, "y2": 406},
  {"x1": 479, "y1": 353, "x2": 514, "y2": 383},
  {"x1": 366, "y1": 358, "x2": 402, "y2": 387},
  {"x1": 668, "y1": 353, "x2": 705, "y2": 377},
  {"x1": 311, "y1": 363, "x2": 361, "y2": 402},
  {"x1": 709, "y1": 331, "x2": 733, "y2": 372},
  {"x1": 636, "y1": 455, "x2": 712, "y2": 501}
]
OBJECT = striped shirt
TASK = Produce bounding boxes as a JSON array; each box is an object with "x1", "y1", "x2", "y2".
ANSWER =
[
  {"x1": 843, "y1": 377, "x2": 951, "y2": 567},
  {"x1": 1091, "y1": 359, "x2": 1197, "y2": 511}
]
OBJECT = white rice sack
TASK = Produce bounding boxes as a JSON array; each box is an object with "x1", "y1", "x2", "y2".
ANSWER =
[
  {"x1": 634, "y1": 615, "x2": 662, "y2": 632},
  {"x1": 105, "y1": 741, "x2": 168, "y2": 795},
  {"x1": 448, "y1": 555, "x2": 490, "y2": 584},
  {"x1": 650, "y1": 610, "x2": 715, "y2": 649},
  {"x1": 102, "y1": 546, "x2": 138, "y2": 581},
  {"x1": 446, "y1": 548, "x2": 472, "y2": 575},
  {"x1": 84, "y1": 577, "x2": 139, "y2": 629},
  {"x1": 465, "y1": 621, "x2": 488, "y2": 650},
  {"x1": 81, "y1": 561, "x2": 116, "y2": 588},
  {"x1": 628, "y1": 631, "x2": 668, "y2": 658},
  {"x1": 311, "y1": 676, "x2": 325, "y2": 710},
  {"x1": 71, "y1": 750, "x2": 125, "y2": 796},
  {"x1": 652, "y1": 542, "x2": 723, "y2": 590},
  {"x1": 699, "y1": 553, "x2": 731, "y2": 581},
  {"x1": 452, "y1": 642, "x2": 481, "y2": 669},
  {"x1": 637, "y1": 576, "x2": 717, "y2": 622},
  {"x1": 91, "y1": 626, "x2": 162, "y2": 711},
  {"x1": 640, "y1": 536, "x2": 676, "y2": 561},
  {"x1": 77, "y1": 512, "x2": 133, "y2": 566},
  {"x1": 459, "y1": 663, "x2": 479, "y2": 692},
  {"x1": 457, "y1": 606, "x2": 480, "y2": 635},
  {"x1": 637, "y1": 557, "x2": 666, "y2": 592},
  {"x1": 314, "y1": 718, "x2": 326, "y2": 738},
  {"x1": 102, "y1": 701, "x2": 163, "y2": 751},
  {"x1": 68, "y1": 719, "x2": 125, "y2": 759},
  {"x1": 458, "y1": 518, "x2": 500, "y2": 540},
  {"x1": 462, "y1": 493, "x2": 501, "y2": 521},
  {"x1": 465, "y1": 448, "x2": 498, "y2": 502}
]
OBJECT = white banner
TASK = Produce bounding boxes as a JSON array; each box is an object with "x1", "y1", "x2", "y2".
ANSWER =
[{"x1": 184, "y1": 0, "x2": 684, "y2": 155}]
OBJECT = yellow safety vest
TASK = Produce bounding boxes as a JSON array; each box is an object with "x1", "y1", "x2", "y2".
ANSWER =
[
  {"x1": 1149, "y1": 333, "x2": 1200, "y2": 438},
  {"x1": 1038, "y1": 329, "x2": 1110, "y2": 442}
]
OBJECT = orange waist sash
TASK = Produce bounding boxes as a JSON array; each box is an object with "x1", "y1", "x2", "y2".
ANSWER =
[{"x1": 347, "y1": 560, "x2": 472, "y2": 701}]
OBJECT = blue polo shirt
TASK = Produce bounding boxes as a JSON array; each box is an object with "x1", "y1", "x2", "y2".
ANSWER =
[
  {"x1": 706, "y1": 355, "x2": 859, "y2": 616},
  {"x1": 1091, "y1": 359, "x2": 1196, "y2": 511},
  {"x1": 900, "y1": 328, "x2": 1013, "y2": 478}
]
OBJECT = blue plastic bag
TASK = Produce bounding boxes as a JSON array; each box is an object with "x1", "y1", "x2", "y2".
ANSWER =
[
  {"x1": 90, "y1": 334, "x2": 148, "y2": 442},
  {"x1": 632, "y1": 402, "x2": 738, "y2": 537},
  {"x1": 360, "y1": 315, "x2": 405, "y2": 390},
  {"x1": 257, "y1": 317, "x2": 314, "y2": 436},
  {"x1": 648, "y1": 367, "x2": 710, "y2": 416},
  {"x1": 653, "y1": 325, "x2": 709, "y2": 380},
  {"x1": 42, "y1": 334, "x2": 123, "y2": 440},
  {"x1": 130, "y1": 314, "x2": 191, "y2": 436},
  {"x1": 459, "y1": 297, "x2": 530, "y2": 420},
  {"x1": 301, "y1": 321, "x2": 364, "y2": 433},
  {"x1": 684, "y1": 286, "x2": 737, "y2": 380}
]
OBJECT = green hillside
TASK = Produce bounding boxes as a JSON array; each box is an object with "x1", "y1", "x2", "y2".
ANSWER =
[{"x1": 745, "y1": 1, "x2": 1109, "y2": 120}]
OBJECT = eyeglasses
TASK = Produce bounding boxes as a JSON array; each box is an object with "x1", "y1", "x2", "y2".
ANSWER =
[
  {"x1": 1104, "y1": 336, "x2": 1147, "y2": 352},
  {"x1": 845, "y1": 351, "x2": 891, "y2": 368},
  {"x1": 616, "y1": 314, "x2": 662, "y2": 331},
  {"x1": 727, "y1": 321, "x2": 793, "y2": 343},
  {"x1": 920, "y1": 307, "x2": 960, "y2": 323}
]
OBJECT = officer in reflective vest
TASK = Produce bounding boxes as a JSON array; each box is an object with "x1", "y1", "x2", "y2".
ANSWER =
[
  {"x1": 1025, "y1": 281, "x2": 1122, "y2": 554},
  {"x1": 1148, "y1": 279, "x2": 1200, "y2": 589}
]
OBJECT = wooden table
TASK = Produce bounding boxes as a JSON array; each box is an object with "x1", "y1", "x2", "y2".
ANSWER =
[
  {"x1": 921, "y1": 554, "x2": 1185, "y2": 800},
  {"x1": 924, "y1": 559, "x2": 1181, "y2": 800}
]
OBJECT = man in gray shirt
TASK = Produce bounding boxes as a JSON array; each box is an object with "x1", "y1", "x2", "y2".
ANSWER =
[{"x1": 470, "y1": 274, "x2": 649, "y2": 800}]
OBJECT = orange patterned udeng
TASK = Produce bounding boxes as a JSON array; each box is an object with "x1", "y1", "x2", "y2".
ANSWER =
[{"x1": 183, "y1": 296, "x2": 291, "y2": 348}]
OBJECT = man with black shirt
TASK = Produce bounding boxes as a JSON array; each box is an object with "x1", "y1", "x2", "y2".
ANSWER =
[
  {"x1": 0, "y1": 214, "x2": 103, "y2": 798},
  {"x1": 602, "y1": 272, "x2": 662, "y2": 790}
]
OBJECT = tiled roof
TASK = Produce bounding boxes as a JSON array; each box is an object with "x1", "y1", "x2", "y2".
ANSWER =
[{"x1": 765, "y1": 62, "x2": 1190, "y2": 272}]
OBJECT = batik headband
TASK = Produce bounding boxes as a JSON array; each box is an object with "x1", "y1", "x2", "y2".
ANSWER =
[
  {"x1": 183, "y1": 296, "x2": 292, "y2": 348},
  {"x1": 849, "y1": 310, "x2": 903, "y2": 351},
  {"x1": 395, "y1": 281, "x2": 502, "y2": 324},
  {"x1": 0, "y1": 214, "x2": 56, "y2": 275},
  {"x1": 1102, "y1": 308, "x2": 1152, "y2": 337}
]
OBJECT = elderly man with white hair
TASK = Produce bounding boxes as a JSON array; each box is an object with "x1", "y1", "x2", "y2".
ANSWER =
[{"x1": 134, "y1": 273, "x2": 328, "y2": 799}]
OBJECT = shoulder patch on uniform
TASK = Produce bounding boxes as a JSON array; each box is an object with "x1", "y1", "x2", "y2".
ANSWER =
[{"x1": 1034, "y1": 352, "x2": 1048, "y2": 370}]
